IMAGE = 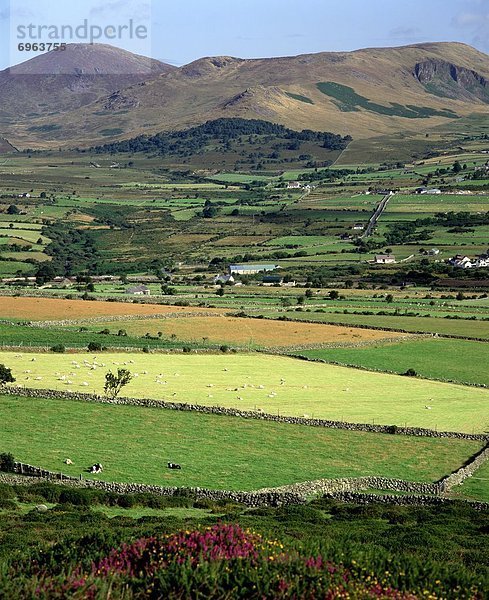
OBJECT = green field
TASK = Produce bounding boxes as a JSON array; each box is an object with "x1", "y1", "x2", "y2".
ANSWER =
[
  {"x1": 1, "y1": 394, "x2": 482, "y2": 490},
  {"x1": 298, "y1": 338, "x2": 489, "y2": 386},
  {"x1": 2, "y1": 351, "x2": 488, "y2": 432},
  {"x1": 268, "y1": 311, "x2": 489, "y2": 339},
  {"x1": 453, "y1": 460, "x2": 489, "y2": 503}
]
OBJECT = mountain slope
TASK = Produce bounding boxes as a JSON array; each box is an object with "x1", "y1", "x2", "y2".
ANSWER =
[
  {"x1": 2, "y1": 42, "x2": 489, "y2": 147},
  {"x1": 0, "y1": 44, "x2": 174, "y2": 124}
]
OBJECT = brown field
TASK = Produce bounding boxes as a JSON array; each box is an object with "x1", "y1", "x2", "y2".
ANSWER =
[
  {"x1": 166, "y1": 234, "x2": 215, "y2": 245},
  {"x1": 91, "y1": 315, "x2": 411, "y2": 348},
  {"x1": 0, "y1": 296, "x2": 225, "y2": 321},
  {"x1": 209, "y1": 236, "x2": 271, "y2": 246}
]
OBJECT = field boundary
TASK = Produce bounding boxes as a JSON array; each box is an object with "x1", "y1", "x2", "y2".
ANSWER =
[
  {"x1": 2, "y1": 387, "x2": 487, "y2": 440},
  {"x1": 1, "y1": 448, "x2": 487, "y2": 508}
]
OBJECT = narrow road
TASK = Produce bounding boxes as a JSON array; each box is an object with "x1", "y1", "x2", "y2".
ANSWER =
[{"x1": 361, "y1": 193, "x2": 393, "y2": 239}]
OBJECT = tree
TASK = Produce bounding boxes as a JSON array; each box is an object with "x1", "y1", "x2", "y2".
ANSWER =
[
  {"x1": 305, "y1": 289, "x2": 314, "y2": 298},
  {"x1": 452, "y1": 161, "x2": 462, "y2": 174},
  {"x1": 385, "y1": 294, "x2": 394, "y2": 303},
  {"x1": 0, "y1": 364, "x2": 15, "y2": 386},
  {"x1": 6, "y1": 205, "x2": 19, "y2": 215},
  {"x1": 104, "y1": 368, "x2": 132, "y2": 399},
  {"x1": 329, "y1": 290, "x2": 339, "y2": 300},
  {"x1": 216, "y1": 287, "x2": 225, "y2": 297}
]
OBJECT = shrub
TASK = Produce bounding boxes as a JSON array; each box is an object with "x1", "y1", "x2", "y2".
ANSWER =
[
  {"x1": 142, "y1": 346, "x2": 150, "y2": 353},
  {"x1": 403, "y1": 368, "x2": 417, "y2": 377},
  {"x1": 220, "y1": 345, "x2": 230, "y2": 353},
  {"x1": 0, "y1": 452, "x2": 15, "y2": 473},
  {"x1": 87, "y1": 342, "x2": 102, "y2": 352},
  {"x1": 50, "y1": 344, "x2": 65, "y2": 353}
]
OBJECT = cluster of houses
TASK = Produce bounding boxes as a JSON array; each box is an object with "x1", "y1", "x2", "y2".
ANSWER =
[{"x1": 448, "y1": 254, "x2": 489, "y2": 269}]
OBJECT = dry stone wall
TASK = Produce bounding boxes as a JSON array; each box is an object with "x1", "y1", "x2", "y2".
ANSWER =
[{"x1": 2, "y1": 387, "x2": 487, "y2": 441}]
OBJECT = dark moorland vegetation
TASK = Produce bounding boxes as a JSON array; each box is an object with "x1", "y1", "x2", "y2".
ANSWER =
[{"x1": 0, "y1": 482, "x2": 487, "y2": 598}]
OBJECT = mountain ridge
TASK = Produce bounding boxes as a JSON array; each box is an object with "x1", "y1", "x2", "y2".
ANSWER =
[{"x1": 1, "y1": 42, "x2": 488, "y2": 148}]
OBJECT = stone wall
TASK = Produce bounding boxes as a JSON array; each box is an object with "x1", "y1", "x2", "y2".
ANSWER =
[
  {"x1": 2, "y1": 387, "x2": 487, "y2": 441},
  {"x1": 322, "y1": 492, "x2": 487, "y2": 511},
  {"x1": 439, "y1": 444, "x2": 489, "y2": 491}
]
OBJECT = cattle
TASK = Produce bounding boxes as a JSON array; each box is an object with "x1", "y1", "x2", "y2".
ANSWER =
[
  {"x1": 89, "y1": 463, "x2": 103, "y2": 474},
  {"x1": 168, "y1": 462, "x2": 182, "y2": 470}
]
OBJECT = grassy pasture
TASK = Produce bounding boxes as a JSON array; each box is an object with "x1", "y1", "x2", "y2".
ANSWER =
[
  {"x1": 0, "y1": 229, "x2": 49, "y2": 244},
  {"x1": 298, "y1": 338, "x2": 489, "y2": 387},
  {"x1": 80, "y1": 316, "x2": 408, "y2": 348},
  {"x1": 385, "y1": 194, "x2": 489, "y2": 214},
  {"x1": 0, "y1": 394, "x2": 482, "y2": 490},
  {"x1": 453, "y1": 460, "x2": 489, "y2": 503},
  {"x1": 2, "y1": 351, "x2": 488, "y2": 432}
]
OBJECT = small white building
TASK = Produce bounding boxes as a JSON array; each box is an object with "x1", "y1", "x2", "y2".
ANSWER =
[
  {"x1": 449, "y1": 255, "x2": 472, "y2": 269},
  {"x1": 125, "y1": 285, "x2": 151, "y2": 296},
  {"x1": 287, "y1": 181, "x2": 302, "y2": 189},
  {"x1": 375, "y1": 255, "x2": 396, "y2": 264}
]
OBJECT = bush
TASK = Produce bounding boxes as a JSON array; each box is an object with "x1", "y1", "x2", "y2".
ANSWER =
[
  {"x1": 403, "y1": 368, "x2": 417, "y2": 377},
  {"x1": 142, "y1": 346, "x2": 150, "y2": 353},
  {"x1": 58, "y1": 489, "x2": 92, "y2": 506},
  {"x1": 50, "y1": 344, "x2": 66, "y2": 353},
  {"x1": 87, "y1": 342, "x2": 102, "y2": 352},
  {"x1": 0, "y1": 499, "x2": 18, "y2": 510},
  {"x1": 220, "y1": 345, "x2": 230, "y2": 353},
  {"x1": 0, "y1": 453, "x2": 15, "y2": 473}
]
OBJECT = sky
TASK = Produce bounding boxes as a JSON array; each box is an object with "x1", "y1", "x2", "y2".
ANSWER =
[{"x1": 0, "y1": 0, "x2": 488, "y2": 70}]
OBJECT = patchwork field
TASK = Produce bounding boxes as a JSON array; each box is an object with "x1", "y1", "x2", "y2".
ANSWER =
[
  {"x1": 83, "y1": 316, "x2": 410, "y2": 348},
  {"x1": 0, "y1": 297, "x2": 225, "y2": 321},
  {"x1": 2, "y1": 352, "x2": 488, "y2": 432},
  {"x1": 299, "y1": 338, "x2": 489, "y2": 387},
  {"x1": 1, "y1": 394, "x2": 482, "y2": 490}
]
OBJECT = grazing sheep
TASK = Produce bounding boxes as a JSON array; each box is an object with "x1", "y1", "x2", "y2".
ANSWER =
[
  {"x1": 34, "y1": 376, "x2": 42, "y2": 381},
  {"x1": 64, "y1": 459, "x2": 73, "y2": 465}
]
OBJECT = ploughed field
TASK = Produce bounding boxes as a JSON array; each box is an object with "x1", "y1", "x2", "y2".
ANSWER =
[
  {"x1": 0, "y1": 296, "x2": 225, "y2": 321},
  {"x1": 2, "y1": 352, "x2": 488, "y2": 433},
  {"x1": 79, "y1": 315, "x2": 409, "y2": 348},
  {"x1": 1, "y1": 394, "x2": 482, "y2": 491}
]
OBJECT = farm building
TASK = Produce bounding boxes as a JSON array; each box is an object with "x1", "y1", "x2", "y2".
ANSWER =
[
  {"x1": 229, "y1": 264, "x2": 278, "y2": 275},
  {"x1": 428, "y1": 248, "x2": 440, "y2": 256},
  {"x1": 352, "y1": 223, "x2": 365, "y2": 231},
  {"x1": 125, "y1": 285, "x2": 151, "y2": 296},
  {"x1": 375, "y1": 255, "x2": 396, "y2": 264},
  {"x1": 449, "y1": 255, "x2": 472, "y2": 269},
  {"x1": 287, "y1": 181, "x2": 302, "y2": 189}
]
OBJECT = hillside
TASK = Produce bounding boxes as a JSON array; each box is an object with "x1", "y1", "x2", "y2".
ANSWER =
[
  {"x1": 1, "y1": 42, "x2": 489, "y2": 148},
  {"x1": 0, "y1": 44, "x2": 174, "y2": 126}
]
